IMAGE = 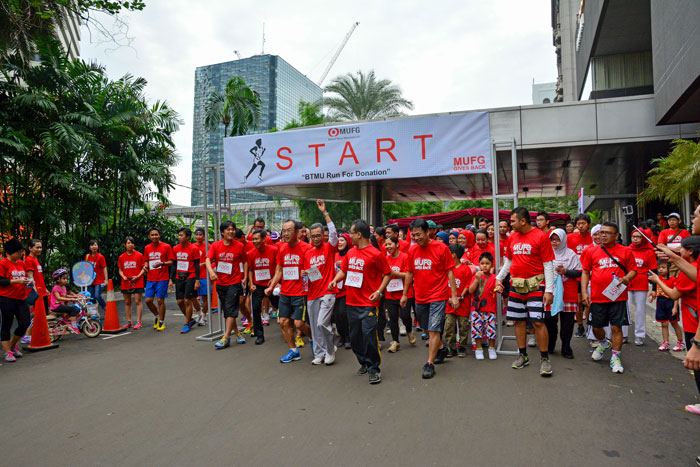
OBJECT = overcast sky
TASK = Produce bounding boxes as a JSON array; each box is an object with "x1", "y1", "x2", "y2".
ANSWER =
[{"x1": 79, "y1": 0, "x2": 558, "y2": 206}]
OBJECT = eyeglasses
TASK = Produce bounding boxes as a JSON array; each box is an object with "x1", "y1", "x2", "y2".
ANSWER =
[{"x1": 310, "y1": 234, "x2": 322, "y2": 239}]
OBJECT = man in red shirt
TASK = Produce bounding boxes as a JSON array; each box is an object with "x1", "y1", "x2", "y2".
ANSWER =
[
  {"x1": 329, "y1": 219, "x2": 391, "y2": 384},
  {"x1": 536, "y1": 211, "x2": 554, "y2": 233},
  {"x1": 385, "y1": 224, "x2": 411, "y2": 253},
  {"x1": 247, "y1": 229, "x2": 277, "y2": 345},
  {"x1": 172, "y1": 228, "x2": 202, "y2": 334},
  {"x1": 658, "y1": 212, "x2": 689, "y2": 255},
  {"x1": 568, "y1": 213, "x2": 594, "y2": 338},
  {"x1": 193, "y1": 228, "x2": 209, "y2": 326},
  {"x1": 401, "y1": 218, "x2": 460, "y2": 379},
  {"x1": 265, "y1": 219, "x2": 312, "y2": 363},
  {"x1": 246, "y1": 217, "x2": 274, "y2": 245},
  {"x1": 206, "y1": 221, "x2": 248, "y2": 349},
  {"x1": 581, "y1": 222, "x2": 637, "y2": 374},
  {"x1": 304, "y1": 200, "x2": 339, "y2": 365},
  {"x1": 144, "y1": 227, "x2": 174, "y2": 332},
  {"x1": 495, "y1": 207, "x2": 556, "y2": 376}
]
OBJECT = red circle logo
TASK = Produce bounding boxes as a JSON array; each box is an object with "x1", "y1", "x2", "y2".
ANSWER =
[{"x1": 328, "y1": 128, "x2": 339, "y2": 137}]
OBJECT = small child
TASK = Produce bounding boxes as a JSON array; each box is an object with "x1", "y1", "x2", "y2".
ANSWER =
[
  {"x1": 649, "y1": 261, "x2": 684, "y2": 351},
  {"x1": 445, "y1": 244, "x2": 473, "y2": 358},
  {"x1": 49, "y1": 269, "x2": 81, "y2": 334},
  {"x1": 468, "y1": 252, "x2": 498, "y2": 360}
]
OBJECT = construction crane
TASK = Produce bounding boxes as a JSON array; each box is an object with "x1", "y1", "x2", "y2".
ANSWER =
[
  {"x1": 234, "y1": 50, "x2": 242, "y2": 60},
  {"x1": 317, "y1": 22, "x2": 359, "y2": 86}
]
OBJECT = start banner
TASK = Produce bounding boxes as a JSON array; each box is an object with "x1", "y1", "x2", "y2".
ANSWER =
[{"x1": 223, "y1": 112, "x2": 490, "y2": 190}]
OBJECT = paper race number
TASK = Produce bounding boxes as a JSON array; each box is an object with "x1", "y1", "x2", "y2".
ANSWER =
[{"x1": 346, "y1": 270, "x2": 363, "y2": 288}]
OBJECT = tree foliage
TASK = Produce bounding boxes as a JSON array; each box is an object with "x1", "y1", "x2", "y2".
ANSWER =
[
  {"x1": 321, "y1": 70, "x2": 413, "y2": 121},
  {"x1": 639, "y1": 138, "x2": 700, "y2": 205},
  {"x1": 283, "y1": 101, "x2": 323, "y2": 130},
  {"x1": 204, "y1": 76, "x2": 261, "y2": 137}
]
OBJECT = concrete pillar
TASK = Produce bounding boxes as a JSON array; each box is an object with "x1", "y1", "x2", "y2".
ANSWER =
[{"x1": 360, "y1": 181, "x2": 383, "y2": 227}]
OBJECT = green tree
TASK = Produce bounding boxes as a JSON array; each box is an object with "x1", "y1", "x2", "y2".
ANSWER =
[
  {"x1": 639, "y1": 137, "x2": 700, "y2": 205},
  {"x1": 204, "y1": 76, "x2": 261, "y2": 137},
  {"x1": 321, "y1": 70, "x2": 413, "y2": 121},
  {"x1": 294, "y1": 200, "x2": 360, "y2": 229},
  {"x1": 283, "y1": 101, "x2": 323, "y2": 130}
]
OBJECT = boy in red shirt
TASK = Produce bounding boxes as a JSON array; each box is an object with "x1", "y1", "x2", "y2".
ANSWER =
[
  {"x1": 648, "y1": 261, "x2": 683, "y2": 351},
  {"x1": 329, "y1": 219, "x2": 391, "y2": 384},
  {"x1": 568, "y1": 213, "x2": 594, "y2": 338},
  {"x1": 445, "y1": 244, "x2": 473, "y2": 358},
  {"x1": 171, "y1": 228, "x2": 201, "y2": 334},
  {"x1": 581, "y1": 222, "x2": 637, "y2": 374},
  {"x1": 247, "y1": 229, "x2": 278, "y2": 345},
  {"x1": 144, "y1": 228, "x2": 174, "y2": 331}
]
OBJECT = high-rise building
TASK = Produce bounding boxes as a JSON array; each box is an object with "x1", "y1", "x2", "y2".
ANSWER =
[{"x1": 191, "y1": 55, "x2": 322, "y2": 206}]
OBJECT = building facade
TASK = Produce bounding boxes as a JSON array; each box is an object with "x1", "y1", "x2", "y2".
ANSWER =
[{"x1": 190, "y1": 55, "x2": 322, "y2": 206}]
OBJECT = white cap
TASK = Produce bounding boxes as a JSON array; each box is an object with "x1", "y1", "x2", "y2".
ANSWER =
[{"x1": 667, "y1": 212, "x2": 681, "y2": 220}]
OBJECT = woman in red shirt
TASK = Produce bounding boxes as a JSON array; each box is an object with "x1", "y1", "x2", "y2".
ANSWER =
[
  {"x1": 384, "y1": 236, "x2": 415, "y2": 352},
  {"x1": 86, "y1": 240, "x2": 108, "y2": 311},
  {"x1": 0, "y1": 239, "x2": 32, "y2": 362},
  {"x1": 118, "y1": 236, "x2": 146, "y2": 329},
  {"x1": 22, "y1": 239, "x2": 49, "y2": 344},
  {"x1": 627, "y1": 230, "x2": 657, "y2": 345},
  {"x1": 333, "y1": 233, "x2": 352, "y2": 349}
]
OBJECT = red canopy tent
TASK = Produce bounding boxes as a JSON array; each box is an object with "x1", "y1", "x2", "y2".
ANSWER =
[{"x1": 387, "y1": 208, "x2": 571, "y2": 229}]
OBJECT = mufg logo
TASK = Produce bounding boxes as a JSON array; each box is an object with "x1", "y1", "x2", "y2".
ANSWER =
[{"x1": 328, "y1": 127, "x2": 360, "y2": 137}]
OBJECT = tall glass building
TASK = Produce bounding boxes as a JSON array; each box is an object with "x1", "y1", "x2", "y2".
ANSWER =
[{"x1": 191, "y1": 55, "x2": 322, "y2": 206}]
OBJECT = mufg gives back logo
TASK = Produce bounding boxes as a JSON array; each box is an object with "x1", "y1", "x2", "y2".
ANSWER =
[{"x1": 453, "y1": 155, "x2": 487, "y2": 172}]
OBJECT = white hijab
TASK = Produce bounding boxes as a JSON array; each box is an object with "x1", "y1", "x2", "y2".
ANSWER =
[{"x1": 549, "y1": 228, "x2": 581, "y2": 274}]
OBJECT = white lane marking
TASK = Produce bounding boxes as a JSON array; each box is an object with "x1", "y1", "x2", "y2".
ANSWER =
[{"x1": 101, "y1": 332, "x2": 132, "y2": 340}]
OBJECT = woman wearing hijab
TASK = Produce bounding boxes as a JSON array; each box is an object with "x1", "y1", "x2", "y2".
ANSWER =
[
  {"x1": 333, "y1": 233, "x2": 353, "y2": 349},
  {"x1": 0, "y1": 238, "x2": 33, "y2": 362},
  {"x1": 627, "y1": 229, "x2": 658, "y2": 346},
  {"x1": 458, "y1": 230, "x2": 476, "y2": 264},
  {"x1": 544, "y1": 229, "x2": 582, "y2": 358},
  {"x1": 435, "y1": 232, "x2": 450, "y2": 244},
  {"x1": 448, "y1": 231, "x2": 459, "y2": 245}
]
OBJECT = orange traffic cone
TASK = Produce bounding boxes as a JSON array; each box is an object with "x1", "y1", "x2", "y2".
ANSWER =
[
  {"x1": 102, "y1": 279, "x2": 128, "y2": 334},
  {"x1": 210, "y1": 288, "x2": 218, "y2": 313},
  {"x1": 25, "y1": 287, "x2": 58, "y2": 352}
]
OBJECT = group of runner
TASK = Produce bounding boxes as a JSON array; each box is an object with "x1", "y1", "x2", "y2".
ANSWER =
[{"x1": 1, "y1": 203, "x2": 699, "y2": 408}]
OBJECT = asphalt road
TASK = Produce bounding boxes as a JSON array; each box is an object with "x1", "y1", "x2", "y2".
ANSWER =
[{"x1": 1, "y1": 297, "x2": 697, "y2": 466}]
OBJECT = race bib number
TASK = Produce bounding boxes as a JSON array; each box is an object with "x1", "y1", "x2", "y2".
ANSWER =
[
  {"x1": 306, "y1": 267, "x2": 323, "y2": 282},
  {"x1": 176, "y1": 261, "x2": 188, "y2": 272},
  {"x1": 254, "y1": 269, "x2": 271, "y2": 282},
  {"x1": 346, "y1": 270, "x2": 363, "y2": 289},
  {"x1": 216, "y1": 262, "x2": 233, "y2": 274},
  {"x1": 149, "y1": 260, "x2": 161, "y2": 270},
  {"x1": 602, "y1": 277, "x2": 626, "y2": 301},
  {"x1": 387, "y1": 278, "x2": 404, "y2": 292},
  {"x1": 283, "y1": 267, "x2": 299, "y2": 281}
]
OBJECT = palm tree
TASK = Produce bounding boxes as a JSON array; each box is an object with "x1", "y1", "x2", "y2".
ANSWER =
[
  {"x1": 204, "y1": 76, "x2": 261, "y2": 136},
  {"x1": 321, "y1": 70, "x2": 413, "y2": 121},
  {"x1": 639, "y1": 137, "x2": 700, "y2": 205}
]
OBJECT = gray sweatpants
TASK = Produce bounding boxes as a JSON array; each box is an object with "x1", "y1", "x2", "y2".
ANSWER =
[{"x1": 307, "y1": 294, "x2": 336, "y2": 359}]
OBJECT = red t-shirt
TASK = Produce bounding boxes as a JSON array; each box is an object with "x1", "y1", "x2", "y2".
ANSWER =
[
  {"x1": 207, "y1": 240, "x2": 247, "y2": 286},
  {"x1": 627, "y1": 247, "x2": 657, "y2": 291},
  {"x1": 506, "y1": 228, "x2": 555, "y2": 278},
  {"x1": 334, "y1": 255, "x2": 347, "y2": 298},
  {"x1": 305, "y1": 242, "x2": 338, "y2": 300},
  {"x1": 85, "y1": 252, "x2": 107, "y2": 285},
  {"x1": 385, "y1": 251, "x2": 413, "y2": 301},
  {"x1": 567, "y1": 232, "x2": 593, "y2": 257},
  {"x1": 0, "y1": 258, "x2": 29, "y2": 300},
  {"x1": 118, "y1": 251, "x2": 145, "y2": 289},
  {"x1": 470, "y1": 272, "x2": 497, "y2": 313},
  {"x1": 144, "y1": 242, "x2": 174, "y2": 282},
  {"x1": 341, "y1": 245, "x2": 390, "y2": 307},
  {"x1": 408, "y1": 241, "x2": 455, "y2": 304},
  {"x1": 173, "y1": 242, "x2": 201, "y2": 280},
  {"x1": 248, "y1": 244, "x2": 277, "y2": 287},
  {"x1": 677, "y1": 262, "x2": 698, "y2": 334},
  {"x1": 452, "y1": 263, "x2": 474, "y2": 316},
  {"x1": 581, "y1": 244, "x2": 637, "y2": 303},
  {"x1": 276, "y1": 241, "x2": 311, "y2": 296},
  {"x1": 24, "y1": 255, "x2": 47, "y2": 296},
  {"x1": 658, "y1": 228, "x2": 689, "y2": 249},
  {"x1": 468, "y1": 244, "x2": 496, "y2": 266},
  {"x1": 498, "y1": 236, "x2": 510, "y2": 261},
  {"x1": 398, "y1": 239, "x2": 411, "y2": 254},
  {"x1": 195, "y1": 241, "x2": 208, "y2": 278}
]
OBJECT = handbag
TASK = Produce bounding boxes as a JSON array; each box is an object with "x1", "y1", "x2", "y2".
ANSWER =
[
  {"x1": 551, "y1": 275, "x2": 564, "y2": 316},
  {"x1": 25, "y1": 287, "x2": 40, "y2": 307}
]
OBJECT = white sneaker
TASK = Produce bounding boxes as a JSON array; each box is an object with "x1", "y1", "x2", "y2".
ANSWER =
[
  {"x1": 610, "y1": 355, "x2": 624, "y2": 374},
  {"x1": 475, "y1": 349, "x2": 485, "y2": 360},
  {"x1": 324, "y1": 351, "x2": 336, "y2": 365},
  {"x1": 488, "y1": 348, "x2": 497, "y2": 360},
  {"x1": 592, "y1": 339, "x2": 612, "y2": 361},
  {"x1": 311, "y1": 357, "x2": 324, "y2": 365},
  {"x1": 527, "y1": 335, "x2": 536, "y2": 347},
  {"x1": 399, "y1": 323, "x2": 407, "y2": 336}
]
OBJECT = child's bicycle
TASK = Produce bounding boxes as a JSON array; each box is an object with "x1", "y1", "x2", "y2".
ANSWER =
[{"x1": 48, "y1": 292, "x2": 102, "y2": 342}]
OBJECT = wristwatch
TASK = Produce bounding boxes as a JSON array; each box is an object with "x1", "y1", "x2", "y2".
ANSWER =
[{"x1": 691, "y1": 338, "x2": 700, "y2": 350}]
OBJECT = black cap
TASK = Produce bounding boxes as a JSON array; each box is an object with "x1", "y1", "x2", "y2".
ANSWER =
[{"x1": 3, "y1": 238, "x2": 24, "y2": 255}]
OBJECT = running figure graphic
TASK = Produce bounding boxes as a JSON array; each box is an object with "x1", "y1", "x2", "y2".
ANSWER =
[{"x1": 243, "y1": 139, "x2": 266, "y2": 183}]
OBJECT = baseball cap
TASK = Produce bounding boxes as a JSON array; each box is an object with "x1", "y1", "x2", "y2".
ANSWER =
[
  {"x1": 270, "y1": 231, "x2": 279, "y2": 241},
  {"x1": 667, "y1": 212, "x2": 681, "y2": 220},
  {"x1": 427, "y1": 220, "x2": 437, "y2": 228}
]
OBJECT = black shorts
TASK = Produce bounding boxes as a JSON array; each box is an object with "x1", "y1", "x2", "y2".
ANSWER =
[
  {"x1": 217, "y1": 283, "x2": 242, "y2": 318},
  {"x1": 278, "y1": 295, "x2": 306, "y2": 321},
  {"x1": 655, "y1": 296, "x2": 678, "y2": 323},
  {"x1": 589, "y1": 301, "x2": 630, "y2": 328},
  {"x1": 175, "y1": 278, "x2": 197, "y2": 300},
  {"x1": 122, "y1": 288, "x2": 145, "y2": 295}
]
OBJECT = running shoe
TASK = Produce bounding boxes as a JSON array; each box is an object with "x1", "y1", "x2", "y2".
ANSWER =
[
  {"x1": 311, "y1": 356, "x2": 324, "y2": 365},
  {"x1": 488, "y1": 348, "x2": 498, "y2": 360},
  {"x1": 270, "y1": 310, "x2": 278, "y2": 319},
  {"x1": 387, "y1": 341, "x2": 400, "y2": 353},
  {"x1": 527, "y1": 335, "x2": 536, "y2": 347},
  {"x1": 685, "y1": 403, "x2": 700, "y2": 415},
  {"x1": 622, "y1": 337, "x2": 628, "y2": 344},
  {"x1": 610, "y1": 355, "x2": 624, "y2": 374},
  {"x1": 344, "y1": 342, "x2": 352, "y2": 350},
  {"x1": 154, "y1": 317, "x2": 159, "y2": 329},
  {"x1": 241, "y1": 317, "x2": 250, "y2": 326},
  {"x1": 506, "y1": 320, "x2": 515, "y2": 327},
  {"x1": 280, "y1": 348, "x2": 301, "y2": 363},
  {"x1": 187, "y1": 319, "x2": 196, "y2": 329},
  {"x1": 399, "y1": 323, "x2": 407, "y2": 336},
  {"x1": 421, "y1": 332, "x2": 428, "y2": 340},
  {"x1": 180, "y1": 324, "x2": 191, "y2": 334},
  {"x1": 448, "y1": 348, "x2": 457, "y2": 358},
  {"x1": 590, "y1": 339, "x2": 598, "y2": 348},
  {"x1": 133, "y1": 322, "x2": 143, "y2": 330},
  {"x1": 357, "y1": 365, "x2": 368, "y2": 375},
  {"x1": 4, "y1": 352, "x2": 16, "y2": 362},
  {"x1": 634, "y1": 337, "x2": 644, "y2": 346},
  {"x1": 243, "y1": 323, "x2": 253, "y2": 334},
  {"x1": 574, "y1": 325, "x2": 585, "y2": 338},
  {"x1": 408, "y1": 332, "x2": 416, "y2": 345},
  {"x1": 12, "y1": 345, "x2": 23, "y2": 358},
  {"x1": 368, "y1": 372, "x2": 381, "y2": 384},
  {"x1": 422, "y1": 362, "x2": 435, "y2": 379},
  {"x1": 657, "y1": 341, "x2": 670, "y2": 351},
  {"x1": 592, "y1": 339, "x2": 612, "y2": 361},
  {"x1": 214, "y1": 336, "x2": 230, "y2": 349},
  {"x1": 434, "y1": 347, "x2": 447, "y2": 364},
  {"x1": 126, "y1": 321, "x2": 132, "y2": 329},
  {"x1": 475, "y1": 349, "x2": 484, "y2": 360},
  {"x1": 295, "y1": 335, "x2": 305, "y2": 348},
  {"x1": 672, "y1": 341, "x2": 686, "y2": 352},
  {"x1": 512, "y1": 354, "x2": 529, "y2": 369},
  {"x1": 20, "y1": 336, "x2": 31, "y2": 344},
  {"x1": 540, "y1": 358, "x2": 553, "y2": 376},
  {"x1": 157, "y1": 321, "x2": 165, "y2": 331},
  {"x1": 255, "y1": 336, "x2": 265, "y2": 345},
  {"x1": 236, "y1": 332, "x2": 246, "y2": 344},
  {"x1": 458, "y1": 346, "x2": 467, "y2": 358},
  {"x1": 324, "y1": 347, "x2": 336, "y2": 365},
  {"x1": 197, "y1": 314, "x2": 206, "y2": 326}
]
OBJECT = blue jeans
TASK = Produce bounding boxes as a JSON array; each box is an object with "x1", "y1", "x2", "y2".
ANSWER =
[{"x1": 88, "y1": 284, "x2": 106, "y2": 310}]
